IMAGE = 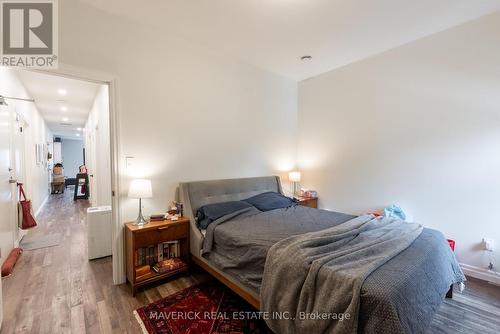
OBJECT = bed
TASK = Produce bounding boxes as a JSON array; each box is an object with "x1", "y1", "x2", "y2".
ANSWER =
[{"x1": 179, "y1": 176, "x2": 464, "y2": 333}]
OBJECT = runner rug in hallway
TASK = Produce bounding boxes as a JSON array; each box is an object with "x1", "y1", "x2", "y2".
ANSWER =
[
  {"x1": 20, "y1": 233, "x2": 62, "y2": 250},
  {"x1": 134, "y1": 281, "x2": 271, "y2": 334}
]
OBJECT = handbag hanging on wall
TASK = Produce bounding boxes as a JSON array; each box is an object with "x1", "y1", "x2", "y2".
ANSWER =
[{"x1": 18, "y1": 183, "x2": 37, "y2": 230}]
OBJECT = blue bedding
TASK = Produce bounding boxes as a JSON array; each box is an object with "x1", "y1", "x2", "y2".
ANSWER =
[
  {"x1": 196, "y1": 201, "x2": 254, "y2": 229},
  {"x1": 196, "y1": 192, "x2": 295, "y2": 229},
  {"x1": 242, "y1": 191, "x2": 296, "y2": 211},
  {"x1": 202, "y1": 205, "x2": 465, "y2": 334}
]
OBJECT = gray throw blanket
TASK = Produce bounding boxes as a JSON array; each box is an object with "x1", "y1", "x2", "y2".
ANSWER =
[{"x1": 261, "y1": 214, "x2": 423, "y2": 334}]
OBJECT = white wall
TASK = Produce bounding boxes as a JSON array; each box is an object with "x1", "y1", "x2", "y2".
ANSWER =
[
  {"x1": 24, "y1": 99, "x2": 52, "y2": 216},
  {"x1": 298, "y1": 12, "x2": 500, "y2": 272},
  {"x1": 60, "y1": 0, "x2": 298, "y2": 222},
  {"x1": 61, "y1": 138, "x2": 84, "y2": 178},
  {"x1": 0, "y1": 68, "x2": 52, "y2": 215},
  {"x1": 85, "y1": 85, "x2": 112, "y2": 207},
  {"x1": 0, "y1": 68, "x2": 52, "y2": 262},
  {"x1": 53, "y1": 141, "x2": 62, "y2": 164}
]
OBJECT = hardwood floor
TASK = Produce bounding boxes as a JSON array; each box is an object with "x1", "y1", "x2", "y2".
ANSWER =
[
  {"x1": 1, "y1": 188, "x2": 499, "y2": 333},
  {"x1": 1, "y1": 188, "x2": 209, "y2": 334},
  {"x1": 430, "y1": 277, "x2": 500, "y2": 333}
]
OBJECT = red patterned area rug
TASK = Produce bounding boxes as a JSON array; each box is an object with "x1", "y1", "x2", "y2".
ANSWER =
[{"x1": 134, "y1": 281, "x2": 272, "y2": 334}]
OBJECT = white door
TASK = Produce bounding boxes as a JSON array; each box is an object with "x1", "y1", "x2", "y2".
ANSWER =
[
  {"x1": 87, "y1": 124, "x2": 98, "y2": 206},
  {"x1": 0, "y1": 104, "x2": 16, "y2": 328},
  {"x1": 0, "y1": 105, "x2": 16, "y2": 261},
  {"x1": 53, "y1": 141, "x2": 61, "y2": 164},
  {"x1": 12, "y1": 114, "x2": 27, "y2": 246}
]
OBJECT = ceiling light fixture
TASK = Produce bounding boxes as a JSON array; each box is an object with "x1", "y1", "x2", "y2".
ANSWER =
[
  {"x1": 75, "y1": 133, "x2": 80, "y2": 137},
  {"x1": 60, "y1": 106, "x2": 68, "y2": 112},
  {"x1": 62, "y1": 117, "x2": 69, "y2": 122},
  {"x1": 58, "y1": 89, "x2": 67, "y2": 95},
  {"x1": 77, "y1": 127, "x2": 82, "y2": 131},
  {"x1": 300, "y1": 55, "x2": 312, "y2": 61}
]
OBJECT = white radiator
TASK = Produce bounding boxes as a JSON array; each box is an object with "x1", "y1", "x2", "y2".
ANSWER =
[{"x1": 87, "y1": 206, "x2": 112, "y2": 260}]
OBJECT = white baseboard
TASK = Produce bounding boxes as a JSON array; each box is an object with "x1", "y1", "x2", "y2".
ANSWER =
[
  {"x1": 460, "y1": 263, "x2": 500, "y2": 286},
  {"x1": 35, "y1": 195, "x2": 49, "y2": 218}
]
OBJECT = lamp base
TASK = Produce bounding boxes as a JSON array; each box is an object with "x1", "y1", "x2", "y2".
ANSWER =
[
  {"x1": 132, "y1": 198, "x2": 149, "y2": 226},
  {"x1": 132, "y1": 214, "x2": 149, "y2": 226}
]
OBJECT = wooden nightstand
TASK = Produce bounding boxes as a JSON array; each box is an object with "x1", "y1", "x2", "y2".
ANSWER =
[
  {"x1": 125, "y1": 217, "x2": 190, "y2": 295},
  {"x1": 296, "y1": 196, "x2": 318, "y2": 208}
]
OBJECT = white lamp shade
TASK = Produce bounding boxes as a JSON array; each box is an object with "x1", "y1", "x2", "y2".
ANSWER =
[
  {"x1": 128, "y1": 179, "x2": 153, "y2": 199},
  {"x1": 289, "y1": 171, "x2": 301, "y2": 182}
]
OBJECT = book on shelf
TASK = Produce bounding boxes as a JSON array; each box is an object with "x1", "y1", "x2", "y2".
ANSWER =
[
  {"x1": 151, "y1": 258, "x2": 186, "y2": 274},
  {"x1": 134, "y1": 240, "x2": 181, "y2": 267},
  {"x1": 135, "y1": 265, "x2": 150, "y2": 277},
  {"x1": 158, "y1": 243, "x2": 163, "y2": 262}
]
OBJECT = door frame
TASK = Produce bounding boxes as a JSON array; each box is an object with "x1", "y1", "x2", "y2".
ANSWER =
[{"x1": 31, "y1": 63, "x2": 125, "y2": 284}]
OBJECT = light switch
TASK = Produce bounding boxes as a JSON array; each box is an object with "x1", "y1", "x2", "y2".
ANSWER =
[{"x1": 125, "y1": 156, "x2": 134, "y2": 169}]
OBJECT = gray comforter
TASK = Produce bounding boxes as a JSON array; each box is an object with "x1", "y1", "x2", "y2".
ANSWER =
[
  {"x1": 202, "y1": 205, "x2": 465, "y2": 333},
  {"x1": 261, "y1": 214, "x2": 423, "y2": 334}
]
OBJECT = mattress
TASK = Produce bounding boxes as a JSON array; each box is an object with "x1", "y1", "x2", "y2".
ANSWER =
[
  {"x1": 202, "y1": 205, "x2": 463, "y2": 333},
  {"x1": 204, "y1": 205, "x2": 355, "y2": 292}
]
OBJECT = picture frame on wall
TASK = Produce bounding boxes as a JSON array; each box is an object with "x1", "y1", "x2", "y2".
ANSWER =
[
  {"x1": 35, "y1": 144, "x2": 40, "y2": 165},
  {"x1": 35, "y1": 143, "x2": 44, "y2": 166}
]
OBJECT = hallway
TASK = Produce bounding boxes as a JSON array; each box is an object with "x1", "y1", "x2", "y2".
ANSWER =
[{"x1": 0, "y1": 188, "x2": 205, "y2": 333}]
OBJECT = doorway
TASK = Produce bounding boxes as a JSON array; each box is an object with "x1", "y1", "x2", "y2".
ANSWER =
[
  {"x1": 0, "y1": 66, "x2": 117, "y2": 330},
  {"x1": 11, "y1": 70, "x2": 113, "y2": 210}
]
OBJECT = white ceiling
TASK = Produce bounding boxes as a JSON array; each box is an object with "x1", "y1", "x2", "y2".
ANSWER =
[
  {"x1": 82, "y1": 0, "x2": 500, "y2": 81},
  {"x1": 16, "y1": 70, "x2": 101, "y2": 138}
]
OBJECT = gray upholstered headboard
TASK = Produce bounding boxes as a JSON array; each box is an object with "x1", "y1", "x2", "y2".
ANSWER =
[{"x1": 178, "y1": 176, "x2": 283, "y2": 256}]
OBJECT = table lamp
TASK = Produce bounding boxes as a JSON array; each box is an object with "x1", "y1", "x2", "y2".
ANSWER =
[
  {"x1": 128, "y1": 179, "x2": 153, "y2": 226},
  {"x1": 288, "y1": 171, "x2": 301, "y2": 196}
]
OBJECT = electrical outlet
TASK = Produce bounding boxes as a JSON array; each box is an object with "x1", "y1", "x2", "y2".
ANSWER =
[{"x1": 482, "y1": 238, "x2": 494, "y2": 252}]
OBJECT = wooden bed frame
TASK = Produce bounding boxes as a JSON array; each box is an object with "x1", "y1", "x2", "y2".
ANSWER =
[{"x1": 192, "y1": 255, "x2": 260, "y2": 309}]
